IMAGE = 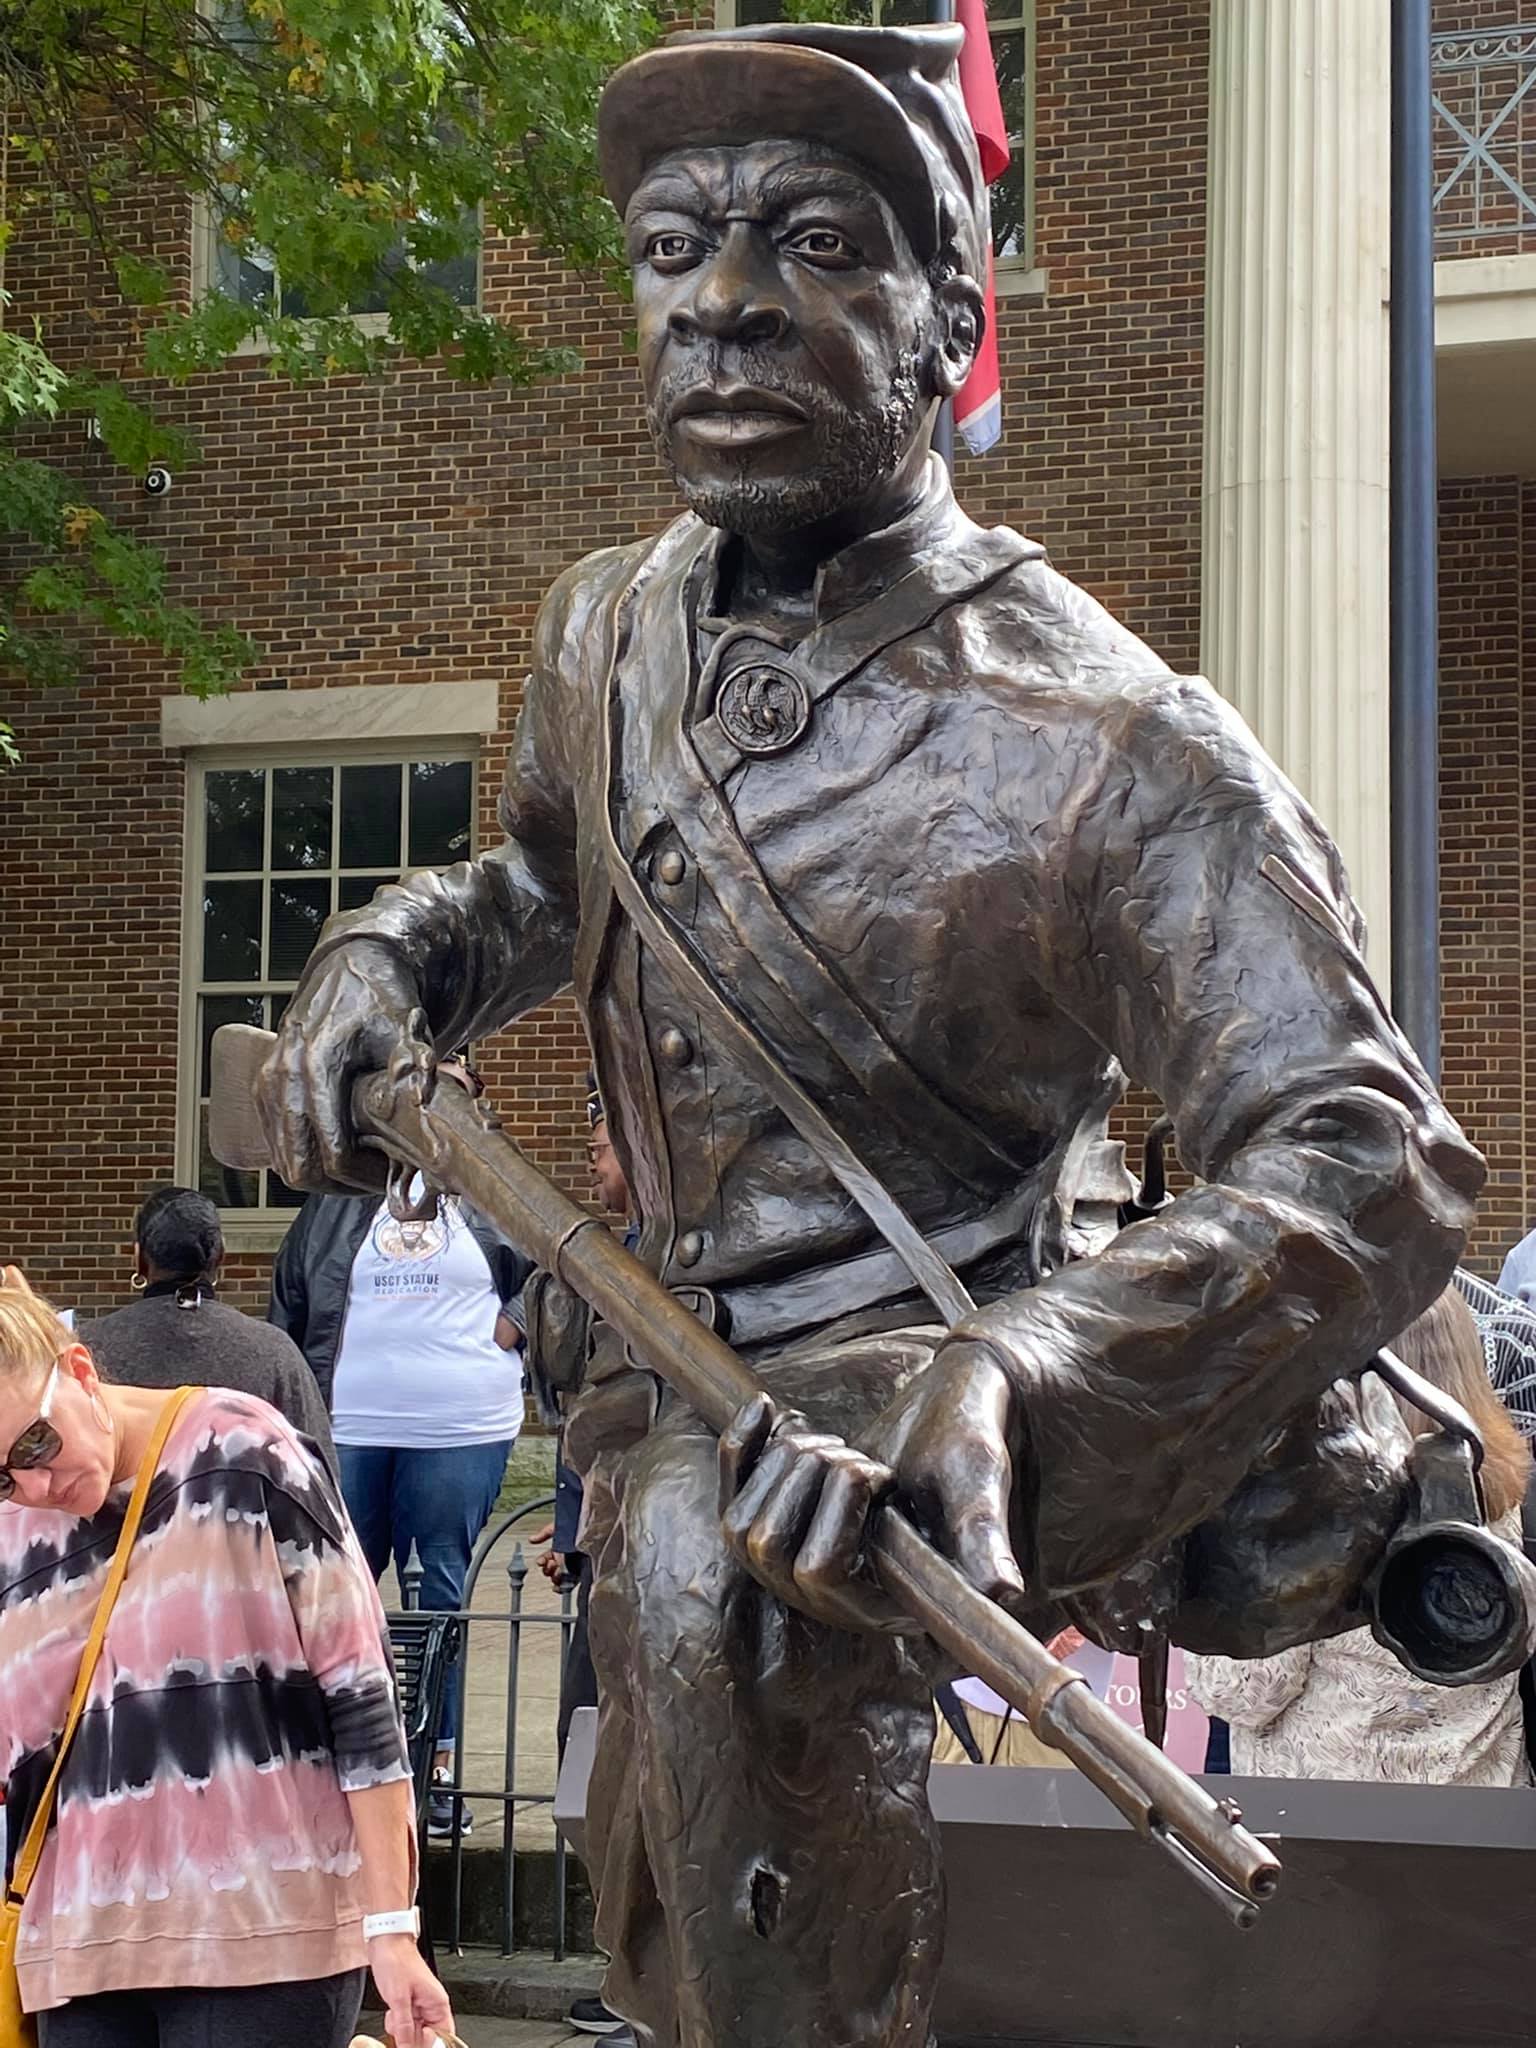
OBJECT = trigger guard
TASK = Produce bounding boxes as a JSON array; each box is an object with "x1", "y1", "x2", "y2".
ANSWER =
[{"x1": 386, "y1": 1159, "x2": 439, "y2": 1223}]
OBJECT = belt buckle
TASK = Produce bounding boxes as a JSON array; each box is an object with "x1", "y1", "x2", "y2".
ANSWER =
[
  {"x1": 622, "y1": 1285, "x2": 730, "y2": 1375},
  {"x1": 671, "y1": 1285, "x2": 729, "y2": 1339}
]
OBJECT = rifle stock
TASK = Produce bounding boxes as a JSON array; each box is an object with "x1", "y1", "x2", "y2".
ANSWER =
[{"x1": 213, "y1": 1023, "x2": 1281, "y2": 1925}]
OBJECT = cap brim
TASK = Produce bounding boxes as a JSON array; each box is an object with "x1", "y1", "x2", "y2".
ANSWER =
[{"x1": 599, "y1": 42, "x2": 941, "y2": 265}]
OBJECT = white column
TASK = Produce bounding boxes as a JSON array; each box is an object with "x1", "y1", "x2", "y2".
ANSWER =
[{"x1": 1202, "y1": 0, "x2": 1393, "y2": 975}]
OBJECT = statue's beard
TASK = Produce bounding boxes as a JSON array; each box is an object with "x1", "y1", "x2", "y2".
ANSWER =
[{"x1": 646, "y1": 345, "x2": 927, "y2": 537}]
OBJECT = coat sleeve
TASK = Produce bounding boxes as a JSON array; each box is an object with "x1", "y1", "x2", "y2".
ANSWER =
[
  {"x1": 274, "y1": 1348, "x2": 339, "y2": 1473},
  {"x1": 267, "y1": 1202, "x2": 312, "y2": 1349},
  {"x1": 948, "y1": 672, "x2": 1484, "y2": 1597},
  {"x1": 264, "y1": 1447, "x2": 411, "y2": 1793}
]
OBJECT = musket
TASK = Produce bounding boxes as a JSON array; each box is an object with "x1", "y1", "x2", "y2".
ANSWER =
[{"x1": 210, "y1": 1023, "x2": 1281, "y2": 1927}]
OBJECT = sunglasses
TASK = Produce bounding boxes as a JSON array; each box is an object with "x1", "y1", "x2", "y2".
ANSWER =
[{"x1": 0, "y1": 1360, "x2": 63, "y2": 1502}]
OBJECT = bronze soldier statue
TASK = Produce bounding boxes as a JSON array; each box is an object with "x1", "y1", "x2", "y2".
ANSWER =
[{"x1": 258, "y1": 22, "x2": 1511, "y2": 2048}]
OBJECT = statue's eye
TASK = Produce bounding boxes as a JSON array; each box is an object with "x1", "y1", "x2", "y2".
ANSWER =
[
  {"x1": 784, "y1": 226, "x2": 859, "y2": 269},
  {"x1": 646, "y1": 231, "x2": 705, "y2": 272}
]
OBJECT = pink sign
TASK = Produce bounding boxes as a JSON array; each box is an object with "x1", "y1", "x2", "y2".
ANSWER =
[
  {"x1": 1102, "y1": 1648, "x2": 1211, "y2": 1774},
  {"x1": 953, "y1": 1638, "x2": 1212, "y2": 1776}
]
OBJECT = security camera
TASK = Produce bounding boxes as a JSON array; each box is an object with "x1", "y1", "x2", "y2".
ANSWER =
[{"x1": 143, "y1": 465, "x2": 173, "y2": 497}]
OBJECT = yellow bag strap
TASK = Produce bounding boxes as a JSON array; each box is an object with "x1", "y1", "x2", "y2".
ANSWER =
[{"x1": 6, "y1": 1385, "x2": 200, "y2": 1905}]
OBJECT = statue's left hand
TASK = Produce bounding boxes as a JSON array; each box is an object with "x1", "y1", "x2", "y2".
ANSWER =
[{"x1": 718, "y1": 1343, "x2": 1023, "y2": 1633}]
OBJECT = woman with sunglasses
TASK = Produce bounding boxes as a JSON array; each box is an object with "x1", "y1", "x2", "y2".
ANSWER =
[{"x1": 0, "y1": 1268, "x2": 455, "y2": 2048}]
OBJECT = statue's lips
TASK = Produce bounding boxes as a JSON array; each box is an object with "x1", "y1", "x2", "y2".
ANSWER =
[{"x1": 670, "y1": 386, "x2": 810, "y2": 449}]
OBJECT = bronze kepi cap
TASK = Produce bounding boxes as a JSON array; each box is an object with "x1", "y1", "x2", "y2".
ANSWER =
[{"x1": 599, "y1": 22, "x2": 990, "y2": 286}]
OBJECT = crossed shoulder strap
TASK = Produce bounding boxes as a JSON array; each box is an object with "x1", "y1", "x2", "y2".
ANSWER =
[{"x1": 593, "y1": 516, "x2": 1043, "y2": 1328}]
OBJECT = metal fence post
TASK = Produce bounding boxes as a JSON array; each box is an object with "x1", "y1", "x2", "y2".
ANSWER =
[
  {"x1": 502, "y1": 1540, "x2": 527, "y2": 1956},
  {"x1": 401, "y1": 1540, "x2": 424, "y2": 1612},
  {"x1": 553, "y1": 1575, "x2": 574, "y2": 1963}
]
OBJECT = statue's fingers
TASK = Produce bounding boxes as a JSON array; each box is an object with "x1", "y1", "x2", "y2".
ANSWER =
[
  {"x1": 295, "y1": 1033, "x2": 376, "y2": 1189},
  {"x1": 793, "y1": 1454, "x2": 906, "y2": 1633},
  {"x1": 941, "y1": 1437, "x2": 1026, "y2": 1612},
  {"x1": 739, "y1": 1453, "x2": 829, "y2": 1608},
  {"x1": 387, "y1": 1009, "x2": 439, "y2": 1104},
  {"x1": 718, "y1": 1393, "x2": 777, "y2": 1513},
  {"x1": 259, "y1": 1036, "x2": 334, "y2": 1193}
]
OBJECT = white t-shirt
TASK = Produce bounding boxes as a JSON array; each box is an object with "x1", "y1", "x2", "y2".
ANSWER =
[{"x1": 330, "y1": 1189, "x2": 525, "y2": 1450}]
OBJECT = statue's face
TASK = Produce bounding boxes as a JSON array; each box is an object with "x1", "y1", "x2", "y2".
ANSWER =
[{"x1": 627, "y1": 140, "x2": 938, "y2": 536}]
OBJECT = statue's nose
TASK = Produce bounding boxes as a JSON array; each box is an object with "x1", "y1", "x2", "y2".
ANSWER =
[{"x1": 668, "y1": 225, "x2": 790, "y2": 349}]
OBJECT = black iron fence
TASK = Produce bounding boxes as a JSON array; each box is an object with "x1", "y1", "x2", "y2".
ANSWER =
[
  {"x1": 392, "y1": 1492, "x2": 581, "y2": 1959},
  {"x1": 1432, "y1": 23, "x2": 1536, "y2": 250}
]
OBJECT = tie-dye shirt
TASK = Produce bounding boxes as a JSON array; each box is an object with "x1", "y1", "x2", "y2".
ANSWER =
[{"x1": 0, "y1": 1388, "x2": 410, "y2": 2013}]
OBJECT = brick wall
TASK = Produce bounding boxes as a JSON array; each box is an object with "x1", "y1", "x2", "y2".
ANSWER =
[{"x1": 1438, "y1": 478, "x2": 1532, "y2": 1271}]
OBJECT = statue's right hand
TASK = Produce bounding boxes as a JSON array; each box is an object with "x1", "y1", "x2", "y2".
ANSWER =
[{"x1": 256, "y1": 942, "x2": 437, "y2": 1193}]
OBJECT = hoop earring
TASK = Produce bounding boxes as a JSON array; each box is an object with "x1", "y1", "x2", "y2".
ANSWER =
[
  {"x1": 89, "y1": 1390, "x2": 112, "y2": 1433},
  {"x1": 129, "y1": 1273, "x2": 147, "y2": 1291}
]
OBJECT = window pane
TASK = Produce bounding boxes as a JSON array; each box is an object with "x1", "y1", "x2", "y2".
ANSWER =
[
  {"x1": 199, "y1": 992, "x2": 267, "y2": 1094},
  {"x1": 993, "y1": 26, "x2": 1030, "y2": 137},
  {"x1": 985, "y1": 0, "x2": 1030, "y2": 20},
  {"x1": 422, "y1": 244, "x2": 479, "y2": 307},
  {"x1": 340, "y1": 764, "x2": 402, "y2": 869},
  {"x1": 339, "y1": 873, "x2": 395, "y2": 913},
  {"x1": 205, "y1": 769, "x2": 264, "y2": 872},
  {"x1": 877, "y1": 0, "x2": 924, "y2": 24},
  {"x1": 991, "y1": 157, "x2": 1030, "y2": 261},
  {"x1": 268, "y1": 878, "x2": 331, "y2": 980},
  {"x1": 272, "y1": 766, "x2": 333, "y2": 870},
  {"x1": 267, "y1": 1172, "x2": 309, "y2": 1210},
  {"x1": 214, "y1": 228, "x2": 277, "y2": 309},
  {"x1": 203, "y1": 881, "x2": 262, "y2": 981},
  {"x1": 991, "y1": 28, "x2": 1030, "y2": 260},
  {"x1": 283, "y1": 213, "x2": 479, "y2": 319},
  {"x1": 407, "y1": 760, "x2": 473, "y2": 866},
  {"x1": 200, "y1": 1107, "x2": 259, "y2": 1209}
]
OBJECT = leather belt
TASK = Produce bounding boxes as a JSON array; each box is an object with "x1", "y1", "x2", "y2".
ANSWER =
[{"x1": 700, "y1": 1185, "x2": 1041, "y2": 1350}]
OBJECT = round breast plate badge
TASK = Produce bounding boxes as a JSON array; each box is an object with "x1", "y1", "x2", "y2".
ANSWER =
[{"x1": 714, "y1": 660, "x2": 812, "y2": 757}]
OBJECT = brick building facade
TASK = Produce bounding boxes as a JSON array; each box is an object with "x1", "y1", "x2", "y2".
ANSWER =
[{"x1": 1, "y1": 0, "x2": 1533, "y2": 1311}]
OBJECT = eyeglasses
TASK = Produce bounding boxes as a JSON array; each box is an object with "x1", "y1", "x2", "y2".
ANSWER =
[{"x1": 0, "y1": 1361, "x2": 63, "y2": 1502}]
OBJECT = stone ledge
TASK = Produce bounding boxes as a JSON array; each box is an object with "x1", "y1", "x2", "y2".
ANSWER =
[
  {"x1": 432, "y1": 1950, "x2": 603, "y2": 2023},
  {"x1": 160, "y1": 678, "x2": 501, "y2": 750}
]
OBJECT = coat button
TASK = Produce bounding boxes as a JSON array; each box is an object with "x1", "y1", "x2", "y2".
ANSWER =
[
  {"x1": 656, "y1": 849, "x2": 687, "y2": 886},
  {"x1": 675, "y1": 1231, "x2": 705, "y2": 1267},
  {"x1": 656, "y1": 1026, "x2": 692, "y2": 1068}
]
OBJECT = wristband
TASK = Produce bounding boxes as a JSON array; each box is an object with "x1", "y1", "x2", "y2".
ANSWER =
[{"x1": 362, "y1": 1908, "x2": 421, "y2": 1942}]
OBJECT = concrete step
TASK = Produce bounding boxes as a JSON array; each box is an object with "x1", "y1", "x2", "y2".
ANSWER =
[{"x1": 432, "y1": 1948, "x2": 604, "y2": 2023}]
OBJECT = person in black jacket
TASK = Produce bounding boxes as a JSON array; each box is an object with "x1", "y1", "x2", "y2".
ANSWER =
[
  {"x1": 84, "y1": 1187, "x2": 334, "y2": 1466},
  {"x1": 270, "y1": 1174, "x2": 531, "y2": 1836}
]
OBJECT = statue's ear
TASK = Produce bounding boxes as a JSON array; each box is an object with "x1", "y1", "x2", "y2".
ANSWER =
[{"x1": 930, "y1": 272, "x2": 985, "y2": 400}]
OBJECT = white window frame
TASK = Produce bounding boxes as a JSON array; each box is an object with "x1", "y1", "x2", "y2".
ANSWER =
[
  {"x1": 711, "y1": 0, "x2": 1040, "y2": 290},
  {"x1": 178, "y1": 739, "x2": 481, "y2": 1247}
]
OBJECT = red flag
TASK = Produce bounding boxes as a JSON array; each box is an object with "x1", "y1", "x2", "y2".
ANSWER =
[{"x1": 954, "y1": 0, "x2": 1010, "y2": 455}]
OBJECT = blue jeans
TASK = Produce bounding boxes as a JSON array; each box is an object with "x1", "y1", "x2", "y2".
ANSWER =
[{"x1": 338, "y1": 1439, "x2": 512, "y2": 1748}]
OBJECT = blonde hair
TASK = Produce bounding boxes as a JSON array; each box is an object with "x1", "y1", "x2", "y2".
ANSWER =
[
  {"x1": 1392, "y1": 1286, "x2": 1532, "y2": 1521},
  {"x1": 0, "y1": 1267, "x2": 73, "y2": 1392}
]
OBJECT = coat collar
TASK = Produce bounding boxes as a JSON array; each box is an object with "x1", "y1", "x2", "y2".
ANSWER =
[{"x1": 698, "y1": 453, "x2": 990, "y2": 636}]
